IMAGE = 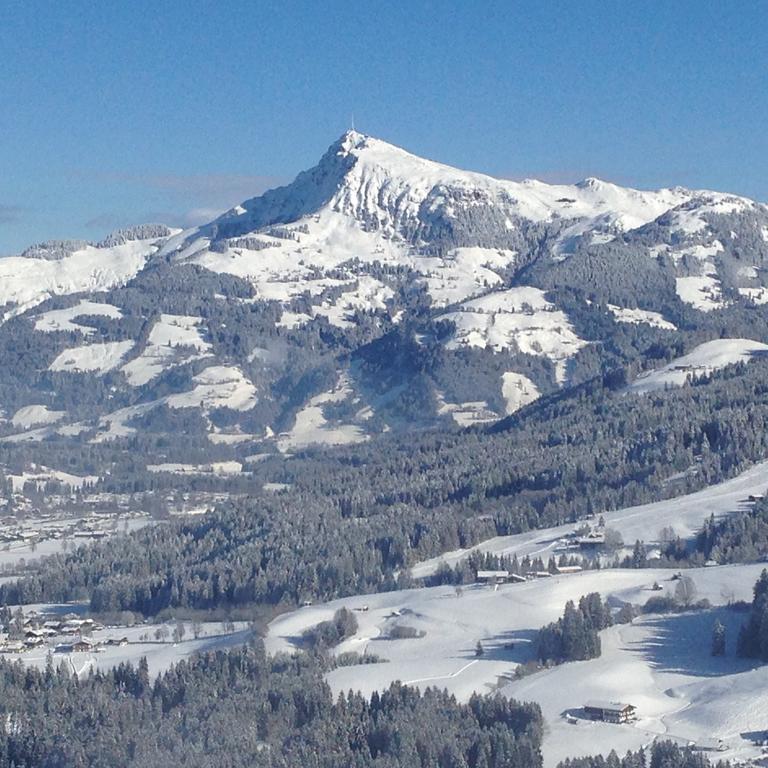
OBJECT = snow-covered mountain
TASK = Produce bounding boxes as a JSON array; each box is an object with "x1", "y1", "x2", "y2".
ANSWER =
[
  {"x1": 164, "y1": 131, "x2": 760, "y2": 312},
  {"x1": 2, "y1": 131, "x2": 768, "y2": 462}
]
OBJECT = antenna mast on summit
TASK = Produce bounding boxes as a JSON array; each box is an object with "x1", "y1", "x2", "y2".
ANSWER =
[{"x1": 351, "y1": 113, "x2": 355, "y2": 132}]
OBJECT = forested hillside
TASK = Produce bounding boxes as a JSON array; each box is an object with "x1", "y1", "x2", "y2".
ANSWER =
[
  {"x1": 0, "y1": 641, "x2": 543, "y2": 768},
  {"x1": 3, "y1": 131, "x2": 768, "y2": 483},
  {"x1": 5, "y1": 355, "x2": 768, "y2": 615}
]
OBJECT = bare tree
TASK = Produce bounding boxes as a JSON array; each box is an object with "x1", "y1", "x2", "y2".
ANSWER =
[
  {"x1": 674, "y1": 575, "x2": 697, "y2": 608},
  {"x1": 172, "y1": 622, "x2": 186, "y2": 644},
  {"x1": 603, "y1": 528, "x2": 624, "y2": 553},
  {"x1": 658, "y1": 526, "x2": 676, "y2": 547}
]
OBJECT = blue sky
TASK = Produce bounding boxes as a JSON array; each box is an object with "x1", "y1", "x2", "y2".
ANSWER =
[{"x1": 1, "y1": 0, "x2": 767, "y2": 254}]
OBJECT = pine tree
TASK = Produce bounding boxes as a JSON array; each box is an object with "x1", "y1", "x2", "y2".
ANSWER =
[
  {"x1": 630, "y1": 540, "x2": 647, "y2": 568},
  {"x1": 711, "y1": 620, "x2": 726, "y2": 656}
]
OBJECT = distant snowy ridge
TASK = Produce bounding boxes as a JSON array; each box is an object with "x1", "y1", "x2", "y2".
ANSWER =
[{"x1": 0, "y1": 228, "x2": 174, "y2": 322}]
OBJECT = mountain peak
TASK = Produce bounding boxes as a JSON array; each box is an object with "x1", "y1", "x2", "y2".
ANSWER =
[{"x1": 336, "y1": 129, "x2": 369, "y2": 153}]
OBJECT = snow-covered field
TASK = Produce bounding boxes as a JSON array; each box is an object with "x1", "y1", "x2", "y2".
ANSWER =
[
  {"x1": 10, "y1": 404, "x2": 66, "y2": 429},
  {"x1": 266, "y1": 564, "x2": 767, "y2": 766},
  {"x1": 49, "y1": 340, "x2": 134, "y2": 374},
  {"x1": 147, "y1": 461, "x2": 244, "y2": 476},
  {"x1": 437, "y1": 396, "x2": 499, "y2": 427},
  {"x1": 628, "y1": 338, "x2": 768, "y2": 395},
  {"x1": 501, "y1": 371, "x2": 540, "y2": 414},
  {"x1": 34, "y1": 300, "x2": 123, "y2": 334},
  {"x1": 440, "y1": 287, "x2": 587, "y2": 383},
  {"x1": 13, "y1": 616, "x2": 251, "y2": 678},
  {"x1": 89, "y1": 366, "x2": 258, "y2": 443},
  {"x1": 312, "y1": 276, "x2": 393, "y2": 328},
  {"x1": 739, "y1": 286, "x2": 768, "y2": 304},
  {"x1": 415, "y1": 247, "x2": 515, "y2": 308},
  {"x1": 0, "y1": 516, "x2": 150, "y2": 569},
  {"x1": 411, "y1": 457, "x2": 768, "y2": 580},
  {"x1": 277, "y1": 375, "x2": 369, "y2": 452},
  {"x1": 0, "y1": 238, "x2": 161, "y2": 321},
  {"x1": 668, "y1": 194, "x2": 754, "y2": 236},
  {"x1": 501, "y1": 606, "x2": 768, "y2": 766},
  {"x1": 265, "y1": 458, "x2": 768, "y2": 763},
  {"x1": 169, "y1": 132, "x2": 742, "y2": 346},
  {"x1": 7, "y1": 465, "x2": 99, "y2": 493},
  {"x1": 607, "y1": 304, "x2": 676, "y2": 331},
  {"x1": 166, "y1": 365, "x2": 257, "y2": 411},
  {"x1": 675, "y1": 274, "x2": 727, "y2": 312},
  {"x1": 122, "y1": 314, "x2": 212, "y2": 386}
]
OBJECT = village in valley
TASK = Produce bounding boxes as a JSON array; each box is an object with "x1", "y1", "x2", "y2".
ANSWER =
[
  {"x1": 0, "y1": 602, "x2": 251, "y2": 677},
  {"x1": 0, "y1": 484, "x2": 253, "y2": 675}
]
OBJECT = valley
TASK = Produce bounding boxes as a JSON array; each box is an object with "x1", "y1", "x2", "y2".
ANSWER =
[{"x1": 2, "y1": 131, "x2": 768, "y2": 768}]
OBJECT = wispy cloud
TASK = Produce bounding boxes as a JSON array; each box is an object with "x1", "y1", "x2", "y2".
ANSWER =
[
  {"x1": 76, "y1": 169, "x2": 285, "y2": 233},
  {"x1": 0, "y1": 205, "x2": 24, "y2": 225},
  {"x1": 131, "y1": 173, "x2": 283, "y2": 201},
  {"x1": 74, "y1": 169, "x2": 282, "y2": 203}
]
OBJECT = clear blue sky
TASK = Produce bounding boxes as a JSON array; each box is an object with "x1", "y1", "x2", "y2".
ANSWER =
[{"x1": 2, "y1": 0, "x2": 767, "y2": 254}]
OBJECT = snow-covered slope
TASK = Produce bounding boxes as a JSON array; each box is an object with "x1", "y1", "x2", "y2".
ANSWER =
[
  {"x1": 440, "y1": 287, "x2": 587, "y2": 383},
  {"x1": 3, "y1": 131, "x2": 768, "y2": 450},
  {"x1": 266, "y1": 563, "x2": 768, "y2": 767},
  {"x1": 196, "y1": 132, "x2": 694, "y2": 246},
  {"x1": 49, "y1": 340, "x2": 134, "y2": 373},
  {"x1": 122, "y1": 314, "x2": 212, "y2": 386},
  {"x1": 628, "y1": 339, "x2": 768, "y2": 395},
  {"x1": 165, "y1": 366, "x2": 257, "y2": 412},
  {"x1": 10, "y1": 404, "x2": 66, "y2": 430},
  {"x1": 34, "y1": 300, "x2": 124, "y2": 334},
  {"x1": 0, "y1": 227, "x2": 174, "y2": 322},
  {"x1": 156, "y1": 132, "x2": 768, "y2": 383},
  {"x1": 410, "y1": 458, "x2": 768, "y2": 580},
  {"x1": 168, "y1": 131, "x2": 709, "y2": 309}
]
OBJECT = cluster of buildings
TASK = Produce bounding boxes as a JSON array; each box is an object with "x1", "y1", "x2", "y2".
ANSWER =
[
  {"x1": 475, "y1": 563, "x2": 584, "y2": 586},
  {"x1": 0, "y1": 612, "x2": 126, "y2": 655},
  {"x1": 556, "y1": 519, "x2": 607, "y2": 551},
  {"x1": 0, "y1": 509, "x2": 150, "y2": 565}
]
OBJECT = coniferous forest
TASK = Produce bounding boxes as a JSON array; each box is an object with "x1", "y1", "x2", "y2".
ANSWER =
[
  {"x1": 4, "y1": 358, "x2": 768, "y2": 616},
  {"x1": 0, "y1": 641, "x2": 543, "y2": 768}
]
